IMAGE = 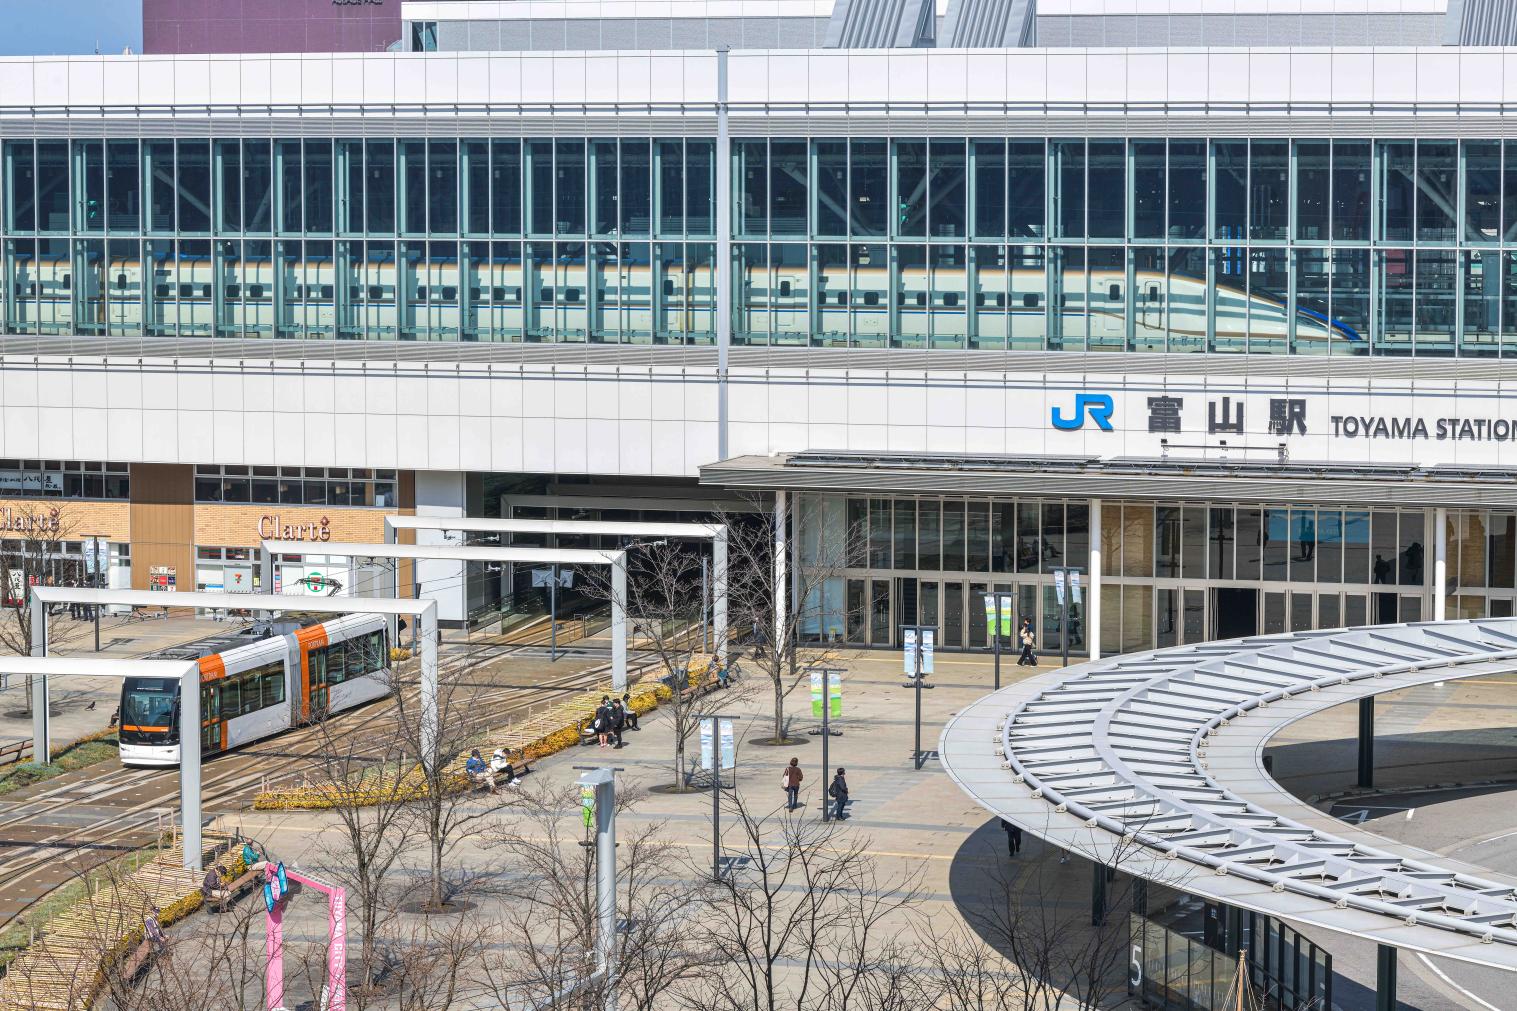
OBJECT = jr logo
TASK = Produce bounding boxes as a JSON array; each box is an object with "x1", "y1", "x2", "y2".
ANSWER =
[{"x1": 1051, "y1": 393, "x2": 1115, "y2": 432}]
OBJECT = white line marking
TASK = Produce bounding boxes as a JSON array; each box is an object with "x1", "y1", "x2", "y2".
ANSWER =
[
  {"x1": 1416, "y1": 953, "x2": 1501, "y2": 1011},
  {"x1": 1407, "y1": 808, "x2": 1416, "y2": 821}
]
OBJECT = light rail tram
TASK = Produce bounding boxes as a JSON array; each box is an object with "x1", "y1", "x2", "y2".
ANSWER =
[{"x1": 118, "y1": 614, "x2": 392, "y2": 767}]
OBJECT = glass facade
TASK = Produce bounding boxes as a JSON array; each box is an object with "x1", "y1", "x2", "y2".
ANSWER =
[
  {"x1": 801, "y1": 493, "x2": 1465, "y2": 655},
  {"x1": 6, "y1": 133, "x2": 1517, "y2": 354},
  {"x1": 194, "y1": 465, "x2": 398, "y2": 507}
]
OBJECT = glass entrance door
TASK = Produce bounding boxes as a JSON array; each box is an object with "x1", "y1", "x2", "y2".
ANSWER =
[
  {"x1": 944, "y1": 582, "x2": 964, "y2": 648},
  {"x1": 200, "y1": 684, "x2": 219, "y2": 753},
  {"x1": 309, "y1": 648, "x2": 329, "y2": 716}
]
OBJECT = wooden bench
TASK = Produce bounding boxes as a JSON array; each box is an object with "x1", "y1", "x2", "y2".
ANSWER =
[
  {"x1": 0, "y1": 739, "x2": 31, "y2": 767},
  {"x1": 204, "y1": 861, "x2": 265, "y2": 912}
]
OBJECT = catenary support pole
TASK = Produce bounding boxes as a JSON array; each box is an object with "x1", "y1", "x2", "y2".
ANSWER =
[
  {"x1": 1357, "y1": 696, "x2": 1375, "y2": 789},
  {"x1": 93, "y1": 537, "x2": 102, "y2": 654},
  {"x1": 30, "y1": 594, "x2": 47, "y2": 764},
  {"x1": 1091, "y1": 860, "x2": 1106, "y2": 926},
  {"x1": 1088, "y1": 499, "x2": 1102, "y2": 661},
  {"x1": 713, "y1": 527, "x2": 728, "y2": 664},
  {"x1": 180, "y1": 662, "x2": 202, "y2": 871},
  {"x1": 611, "y1": 555, "x2": 627, "y2": 692},
  {"x1": 701, "y1": 556, "x2": 710, "y2": 655},
  {"x1": 580, "y1": 768, "x2": 618, "y2": 1011},
  {"x1": 820, "y1": 667, "x2": 831, "y2": 821},
  {"x1": 1375, "y1": 944, "x2": 1397, "y2": 1011},
  {"x1": 1434, "y1": 506, "x2": 1448, "y2": 621}
]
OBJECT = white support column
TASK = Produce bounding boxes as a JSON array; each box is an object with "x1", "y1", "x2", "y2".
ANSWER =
[
  {"x1": 579, "y1": 767, "x2": 618, "y2": 1003},
  {"x1": 1088, "y1": 499, "x2": 1102, "y2": 661},
  {"x1": 715, "y1": 46, "x2": 731, "y2": 463},
  {"x1": 419, "y1": 601, "x2": 440, "y2": 772},
  {"x1": 179, "y1": 662, "x2": 202, "y2": 872},
  {"x1": 611, "y1": 555, "x2": 628, "y2": 692},
  {"x1": 414, "y1": 471, "x2": 469, "y2": 626},
  {"x1": 29, "y1": 594, "x2": 47, "y2": 764},
  {"x1": 773, "y1": 492, "x2": 788, "y2": 656},
  {"x1": 1434, "y1": 506, "x2": 1448, "y2": 621},
  {"x1": 713, "y1": 527, "x2": 729, "y2": 665}
]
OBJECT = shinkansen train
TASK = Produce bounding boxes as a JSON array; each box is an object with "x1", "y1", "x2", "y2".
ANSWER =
[
  {"x1": 118, "y1": 614, "x2": 392, "y2": 767},
  {"x1": 13, "y1": 252, "x2": 1364, "y2": 346}
]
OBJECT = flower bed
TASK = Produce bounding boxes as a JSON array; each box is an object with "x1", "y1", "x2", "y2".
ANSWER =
[{"x1": 252, "y1": 680, "x2": 674, "y2": 811}]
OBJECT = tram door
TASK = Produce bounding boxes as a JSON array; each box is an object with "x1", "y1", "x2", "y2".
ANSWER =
[
  {"x1": 309, "y1": 649, "x2": 330, "y2": 717},
  {"x1": 200, "y1": 684, "x2": 219, "y2": 753}
]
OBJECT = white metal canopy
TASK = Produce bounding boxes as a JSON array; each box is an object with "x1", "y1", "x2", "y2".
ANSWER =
[
  {"x1": 28, "y1": 586, "x2": 441, "y2": 873},
  {"x1": 383, "y1": 515, "x2": 729, "y2": 663},
  {"x1": 259, "y1": 539, "x2": 631, "y2": 690},
  {"x1": 940, "y1": 618, "x2": 1517, "y2": 972}
]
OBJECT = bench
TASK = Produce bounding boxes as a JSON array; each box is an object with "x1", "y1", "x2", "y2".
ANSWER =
[
  {"x1": 0, "y1": 739, "x2": 31, "y2": 768},
  {"x1": 204, "y1": 861, "x2": 265, "y2": 912}
]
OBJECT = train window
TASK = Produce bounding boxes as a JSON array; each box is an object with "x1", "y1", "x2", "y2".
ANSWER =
[
  {"x1": 944, "y1": 292, "x2": 959, "y2": 307},
  {"x1": 779, "y1": 280, "x2": 792, "y2": 297},
  {"x1": 225, "y1": 284, "x2": 240, "y2": 299},
  {"x1": 416, "y1": 286, "x2": 428, "y2": 300},
  {"x1": 1146, "y1": 284, "x2": 1160, "y2": 302},
  {"x1": 60, "y1": 274, "x2": 70, "y2": 290},
  {"x1": 201, "y1": 284, "x2": 211, "y2": 297},
  {"x1": 292, "y1": 285, "x2": 305, "y2": 299},
  {"x1": 469, "y1": 287, "x2": 481, "y2": 300},
  {"x1": 663, "y1": 279, "x2": 674, "y2": 296},
  {"x1": 261, "y1": 671, "x2": 284, "y2": 707},
  {"x1": 540, "y1": 287, "x2": 554, "y2": 303},
  {"x1": 442, "y1": 286, "x2": 457, "y2": 300},
  {"x1": 321, "y1": 285, "x2": 334, "y2": 298},
  {"x1": 326, "y1": 642, "x2": 346, "y2": 684},
  {"x1": 915, "y1": 292, "x2": 927, "y2": 307},
  {"x1": 863, "y1": 291, "x2": 879, "y2": 306},
  {"x1": 1022, "y1": 293, "x2": 1038, "y2": 308},
  {"x1": 154, "y1": 284, "x2": 170, "y2": 298},
  {"x1": 115, "y1": 273, "x2": 127, "y2": 289},
  {"x1": 564, "y1": 287, "x2": 581, "y2": 303},
  {"x1": 249, "y1": 284, "x2": 264, "y2": 299},
  {"x1": 491, "y1": 286, "x2": 506, "y2": 301},
  {"x1": 346, "y1": 642, "x2": 365, "y2": 681},
  {"x1": 221, "y1": 681, "x2": 240, "y2": 718},
  {"x1": 367, "y1": 285, "x2": 383, "y2": 300},
  {"x1": 996, "y1": 293, "x2": 1006, "y2": 307}
]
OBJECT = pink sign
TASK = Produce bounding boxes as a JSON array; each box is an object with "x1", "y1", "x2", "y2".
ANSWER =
[{"x1": 264, "y1": 863, "x2": 347, "y2": 1011}]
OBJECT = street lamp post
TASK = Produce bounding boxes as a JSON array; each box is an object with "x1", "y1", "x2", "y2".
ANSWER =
[
  {"x1": 82, "y1": 535, "x2": 105, "y2": 653},
  {"x1": 700, "y1": 714, "x2": 741, "y2": 880},
  {"x1": 806, "y1": 664, "x2": 845, "y2": 820},
  {"x1": 899, "y1": 625, "x2": 937, "y2": 770},
  {"x1": 1048, "y1": 566, "x2": 1086, "y2": 668}
]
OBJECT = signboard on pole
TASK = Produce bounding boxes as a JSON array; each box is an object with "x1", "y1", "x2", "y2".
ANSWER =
[
  {"x1": 581, "y1": 784, "x2": 595, "y2": 828},
  {"x1": 83, "y1": 539, "x2": 103, "y2": 577},
  {"x1": 1054, "y1": 569, "x2": 1066, "y2": 606},
  {"x1": 903, "y1": 627, "x2": 935, "y2": 676},
  {"x1": 999, "y1": 597, "x2": 1015, "y2": 637},
  {"x1": 983, "y1": 595, "x2": 996, "y2": 636},
  {"x1": 531, "y1": 568, "x2": 574, "y2": 588},
  {"x1": 810, "y1": 670, "x2": 843, "y2": 718},
  {"x1": 699, "y1": 717, "x2": 736, "y2": 771},
  {"x1": 1071, "y1": 571, "x2": 1083, "y2": 604}
]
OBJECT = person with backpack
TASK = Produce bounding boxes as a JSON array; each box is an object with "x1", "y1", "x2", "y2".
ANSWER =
[
  {"x1": 1017, "y1": 618, "x2": 1037, "y2": 667},
  {"x1": 827, "y1": 768, "x2": 849, "y2": 821},
  {"x1": 782, "y1": 758, "x2": 803, "y2": 811}
]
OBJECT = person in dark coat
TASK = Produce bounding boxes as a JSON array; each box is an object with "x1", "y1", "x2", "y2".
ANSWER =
[
  {"x1": 999, "y1": 818, "x2": 1023, "y2": 857},
  {"x1": 594, "y1": 697, "x2": 613, "y2": 748},
  {"x1": 782, "y1": 758, "x2": 804, "y2": 811},
  {"x1": 828, "y1": 769, "x2": 849, "y2": 821},
  {"x1": 610, "y1": 699, "x2": 626, "y2": 749}
]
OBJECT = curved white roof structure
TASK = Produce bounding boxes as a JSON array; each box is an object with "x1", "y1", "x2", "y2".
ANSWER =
[{"x1": 940, "y1": 619, "x2": 1517, "y2": 972}]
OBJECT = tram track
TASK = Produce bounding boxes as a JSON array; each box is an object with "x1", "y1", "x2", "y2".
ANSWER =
[{"x1": 0, "y1": 631, "x2": 679, "y2": 928}]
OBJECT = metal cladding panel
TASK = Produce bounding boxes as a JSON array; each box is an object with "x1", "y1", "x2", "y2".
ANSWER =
[
  {"x1": 942, "y1": 0, "x2": 1034, "y2": 47},
  {"x1": 1455, "y1": 0, "x2": 1517, "y2": 44}
]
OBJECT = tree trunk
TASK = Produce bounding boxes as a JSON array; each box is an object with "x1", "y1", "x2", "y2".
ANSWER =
[
  {"x1": 430, "y1": 811, "x2": 445, "y2": 909},
  {"x1": 772, "y1": 670, "x2": 784, "y2": 743}
]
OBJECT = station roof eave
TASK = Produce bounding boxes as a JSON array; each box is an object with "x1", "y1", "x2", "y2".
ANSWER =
[
  {"x1": 384, "y1": 516, "x2": 724, "y2": 539},
  {"x1": 940, "y1": 618, "x2": 1517, "y2": 973},
  {"x1": 700, "y1": 451, "x2": 1517, "y2": 509}
]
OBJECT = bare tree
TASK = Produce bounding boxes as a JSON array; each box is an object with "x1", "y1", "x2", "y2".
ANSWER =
[
  {"x1": 390, "y1": 648, "x2": 498, "y2": 912},
  {"x1": 718, "y1": 497, "x2": 859, "y2": 746},
  {"x1": 302, "y1": 680, "x2": 418, "y2": 1000},
  {"x1": 479, "y1": 780, "x2": 716, "y2": 1010},
  {"x1": 588, "y1": 539, "x2": 752, "y2": 790},
  {"x1": 0, "y1": 504, "x2": 87, "y2": 714},
  {"x1": 682, "y1": 791, "x2": 924, "y2": 1011}
]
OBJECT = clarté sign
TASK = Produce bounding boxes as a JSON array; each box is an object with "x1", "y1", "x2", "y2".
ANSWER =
[{"x1": 257, "y1": 515, "x2": 332, "y2": 542}]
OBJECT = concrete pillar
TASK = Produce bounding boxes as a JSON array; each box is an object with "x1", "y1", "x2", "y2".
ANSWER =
[
  {"x1": 611, "y1": 554, "x2": 628, "y2": 692},
  {"x1": 1357, "y1": 696, "x2": 1375, "y2": 789},
  {"x1": 1088, "y1": 498, "x2": 1102, "y2": 660},
  {"x1": 715, "y1": 47, "x2": 731, "y2": 462},
  {"x1": 713, "y1": 527, "x2": 728, "y2": 664},
  {"x1": 1433, "y1": 506, "x2": 1448, "y2": 621},
  {"x1": 414, "y1": 471, "x2": 468, "y2": 627},
  {"x1": 179, "y1": 662, "x2": 202, "y2": 872},
  {"x1": 580, "y1": 768, "x2": 618, "y2": 997},
  {"x1": 30, "y1": 593, "x2": 47, "y2": 764},
  {"x1": 773, "y1": 492, "x2": 788, "y2": 656},
  {"x1": 1375, "y1": 944, "x2": 1397, "y2": 1011}
]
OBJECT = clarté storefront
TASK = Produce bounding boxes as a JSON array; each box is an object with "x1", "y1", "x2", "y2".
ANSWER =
[{"x1": 0, "y1": 463, "x2": 415, "y2": 602}]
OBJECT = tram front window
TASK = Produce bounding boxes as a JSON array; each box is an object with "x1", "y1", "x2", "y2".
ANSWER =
[{"x1": 120, "y1": 678, "x2": 178, "y2": 742}]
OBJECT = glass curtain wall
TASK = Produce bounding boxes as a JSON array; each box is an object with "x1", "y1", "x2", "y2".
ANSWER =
[{"x1": 11, "y1": 134, "x2": 1517, "y2": 353}]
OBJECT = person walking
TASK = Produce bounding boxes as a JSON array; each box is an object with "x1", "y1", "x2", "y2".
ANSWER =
[
  {"x1": 594, "y1": 696, "x2": 612, "y2": 748},
  {"x1": 828, "y1": 768, "x2": 849, "y2": 821},
  {"x1": 782, "y1": 758, "x2": 803, "y2": 811},
  {"x1": 1017, "y1": 618, "x2": 1037, "y2": 667},
  {"x1": 610, "y1": 698, "x2": 626, "y2": 749},
  {"x1": 622, "y1": 693, "x2": 639, "y2": 731},
  {"x1": 999, "y1": 818, "x2": 1023, "y2": 857}
]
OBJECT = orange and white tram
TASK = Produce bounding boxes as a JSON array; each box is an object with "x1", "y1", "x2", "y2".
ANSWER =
[{"x1": 118, "y1": 614, "x2": 392, "y2": 767}]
